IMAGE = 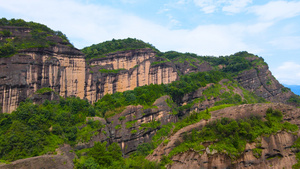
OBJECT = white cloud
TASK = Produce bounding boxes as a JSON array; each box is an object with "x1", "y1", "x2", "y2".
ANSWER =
[
  {"x1": 250, "y1": 1, "x2": 300, "y2": 21},
  {"x1": 193, "y1": 0, "x2": 252, "y2": 14},
  {"x1": 222, "y1": 0, "x2": 252, "y2": 13},
  {"x1": 270, "y1": 36, "x2": 300, "y2": 50},
  {"x1": 274, "y1": 62, "x2": 300, "y2": 85},
  {"x1": 0, "y1": 0, "x2": 269, "y2": 56},
  {"x1": 193, "y1": 0, "x2": 219, "y2": 13}
]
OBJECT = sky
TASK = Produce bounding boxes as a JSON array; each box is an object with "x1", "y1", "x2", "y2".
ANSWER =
[{"x1": 0, "y1": 0, "x2": 300, "y2": 85}]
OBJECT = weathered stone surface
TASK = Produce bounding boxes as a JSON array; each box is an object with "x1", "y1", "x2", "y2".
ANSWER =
[
  {"x1": 0, "y1": 144, "x2": 74, "y2": 169},
  {"x1": 85, "y1": 49, "x2": 178, "y2": 103},
  {"x1": 235, "y1": 65, "x2": 294, "y2": 103},
  {"x1": 147, "y1": 103, "x2": 300, "y2": 168},
  {"x1": 75, "y1": 95, "x2": 177, "y2": 155},
  {"x1": 0, "y1": 44, "x2": 86, "y2": 113},
  {"x1": 168, "y1": 131, "x2": 297, "y2": 169}
]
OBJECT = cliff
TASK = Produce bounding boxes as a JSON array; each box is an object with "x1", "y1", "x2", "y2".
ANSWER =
[
  {"x1": 0, "y1": 26, "x2": 180, "y2": 113},
  {"x1": 85, "y1": 49, "x2": 178, "y2": 103},
  {"x1": 235, "y1": 64, "x2": 293, "y2": 104},
  {"x1": 1, "y1": 24, "x2": 297, "y2": 113},
  {"x1": 0, "y1": 26, "x2": 86, "y2": 113}
]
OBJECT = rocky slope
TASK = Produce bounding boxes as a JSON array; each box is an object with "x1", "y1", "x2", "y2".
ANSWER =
[
  {"x1": 235, "y1": 64, "x2": 293, "y2": 104},
  {"x1": 147, "y1": 103, "x2": 300, "y2": 168},
  {"x1": 1, "y1": 102, "x2": 299, "y2": 169},
  {"x1": 78, "y1": 95, "x2": 177, "y2": 155}
]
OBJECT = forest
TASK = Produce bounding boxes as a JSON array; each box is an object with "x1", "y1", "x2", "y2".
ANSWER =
[{"x1": 0, "y1": 18, "x2": 71, "y2": 58}]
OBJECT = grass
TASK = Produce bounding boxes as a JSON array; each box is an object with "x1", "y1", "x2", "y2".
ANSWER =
[
  {"x1": 35, "y1": 87, "x2": 54, "y2": 94},
  {"x1": 126, "y1": 120, "x2": 137, "y2": 129},
  {"x1": 253, "y1": 148, "x2": 262, "y2": 158},
  {"x1": 99, "y1": 68, "x2": 126, "y2": 74},
  {"x1": 151, "y1": 60, "x2": 168, "y2": 66}
]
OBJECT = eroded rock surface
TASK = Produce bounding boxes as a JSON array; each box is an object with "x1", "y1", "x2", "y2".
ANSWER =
[
  {"x1": 76, "y1": 95, "x2": 178, "y2": 155},
  {"x1": 147, "y1": 103, "x2": 300, "y2": 169}
]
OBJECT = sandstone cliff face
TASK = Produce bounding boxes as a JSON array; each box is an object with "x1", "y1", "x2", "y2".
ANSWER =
[
  {"x1": 1, "y1": 26, "x2": 295, "y2": 113},
  {"x1": 0, "y1": 26, "x2": 86, "y2": 113},
  {"x1": 0, "y1": 45, "x2": 86, "y2": 113},
  {"x1": 85, "y1": 49, "x2": 178, "y2": 103}
]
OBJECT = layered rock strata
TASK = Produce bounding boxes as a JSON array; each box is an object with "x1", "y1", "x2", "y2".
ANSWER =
[
  {"x1": 235, "y1": 64, "x2": 294, "y2": 104},
  {"x1": 0, "y1": 45, "x2": 85, "y2": 113},
  {"x1": 85, "y1": 49, "x2": 178, "y2": 103}
]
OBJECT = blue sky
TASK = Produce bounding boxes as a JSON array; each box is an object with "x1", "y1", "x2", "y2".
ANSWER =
[{"x1": 1, "y1": 0, "x2": 300, "y2": 85}]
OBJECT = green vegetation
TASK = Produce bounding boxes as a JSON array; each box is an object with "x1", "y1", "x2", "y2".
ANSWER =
[
  {"x1": 74, "y1": 141, "x2": 164, "y2": 169},
  {"x1": 282, "y1": 87, "x2": 291, "y2": 93},
  {"x1": 288, "y1": 95, "x2": 300, "y2": 107},
  {"x1": 158, "y1": 51, "x2": 266, "y2": 76},
  {"x1": 165, "y1": 108, "x2": 298, "y2": 161},
  {"x1": 35, "y1": 87, "x2": 54, "y2": 94},
  {"x1": 173, "y1": 109, "x2": 211, "y2": 134},
  {"x1": 292, "y1": 137, "x2": 300, "y2": 168},
  {"x1": 151, "y1": 60, "x2": 169, "y2": 66},
  {"x1": 126, "y1": 120, "x2": 137, "y2": 129},
  {"x1": 0, "y1": 18, "x2": 72, "y2": 58},
  {"x1": 140, "y1": 120, "x2": 161, "y2": 131},
  {"x1": 99, "y1": 68, "x2": 126, "y2": 74},
  {"x1": 0, "y1": 97, "x2": 99, "y2": 161},
  {"x1": 81, "y1": 38, "x2": 158, "y2": 60},
  {"x1": 252, "y1": 147, "x2": 262, "y2": 158},
  {"x1": 131, "y1": 129, "x2": 138, "y2": 134},
  {"x1": 94, "y1": 70, "x2": 232, "y2": 118},
  {"x1": 0, "y1": 30, "x2": 12, "y2": 37}
]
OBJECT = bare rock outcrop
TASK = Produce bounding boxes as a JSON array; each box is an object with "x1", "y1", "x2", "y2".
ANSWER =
[
  {"x1": 169, "y1": 131, "x2": 297, "y2": 169},
  {"x1": 147, "y1": 103, "x2": 300, "y2": 168},
  {"x1": 0, "y1": 145, "x2": 75, "y2": 169},
  {"x1": 76, "y1": 95, "x2": 178, "y2": 155},
  {"x1": 235, "y1": 65, "x2": 294, "y2": 103}
]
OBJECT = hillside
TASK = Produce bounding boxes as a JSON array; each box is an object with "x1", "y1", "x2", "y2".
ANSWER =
[
  {"x1": 1, "y1": 19, "x2": 300, "y2": 169},
  {"x1": 284, "y1": 85, "x2": 300, "y2": 95}
]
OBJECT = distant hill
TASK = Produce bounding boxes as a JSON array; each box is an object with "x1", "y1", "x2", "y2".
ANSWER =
[{"x1": 284, "y1": 85, "x2": 300, "y2": 95}]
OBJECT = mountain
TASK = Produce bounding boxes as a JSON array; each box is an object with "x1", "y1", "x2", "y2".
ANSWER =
[
  {"x1": 284, "y1": 84, "x2": 300, "y2": 95},
  {"x1": 1, "y1": 18, "x2": 300, "y2": 169}
]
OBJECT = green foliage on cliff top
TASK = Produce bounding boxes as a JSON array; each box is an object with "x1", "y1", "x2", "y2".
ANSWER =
[
  {"x1": 0, "y1": 18, "x2": 72, "y2": 58},
  {"x1": 156, "y1": 50, "x2": 267, "y2": 76},
  {"x1": 81, "y1": 38, "x2": 158, "y2": 60}
]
